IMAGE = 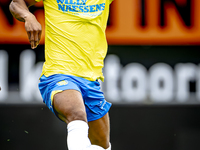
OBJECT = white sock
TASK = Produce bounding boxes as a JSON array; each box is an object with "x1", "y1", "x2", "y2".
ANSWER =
[
  {"x1": 67, "y1": 120, "x2": 91, "y2": 150},
  {"x1": 67, "y1": 120, "x2": 110, "y2": 150}
]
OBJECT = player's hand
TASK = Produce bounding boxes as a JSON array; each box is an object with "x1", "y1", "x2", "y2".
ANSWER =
[{"x1": 24, "y1": 14, "x2": 42, "y2": 49}]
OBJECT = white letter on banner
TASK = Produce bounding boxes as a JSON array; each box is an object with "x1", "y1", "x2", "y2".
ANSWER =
[
  {"x1": 149, "y1": 63, "x2": 174, "y2": 102},
  {"x1": 19, "y1": 50, "x2": 43, "y2": 102},
  {"x1": 121, "y1": 63, "x2": 147, "y2": 102},
  {"x1": 0, "y1": 50, "x2": 8, "y2": 101},
  {"x1": 104, "y1": 55, "x2": 121, "y2": 102},
  {"x1": 175, "y1": 63, "x2": 197, "y2": 102}
]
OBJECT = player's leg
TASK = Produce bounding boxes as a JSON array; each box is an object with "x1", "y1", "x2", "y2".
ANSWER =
[
  {"x1": 53, "y1": 89, "x2": 87, "y2": 124},
  {"x1": 53, "y1": 89, "x2": 106, "y2": 150},
  {"x1": 88, "y1": 113, "x2": 110, "y2": 149},
  {"x1": 53, "y1": 89, "x2": 91, "y2": 150}
]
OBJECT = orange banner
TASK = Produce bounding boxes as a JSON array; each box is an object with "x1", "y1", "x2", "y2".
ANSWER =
[{"x1": 0, "y1": 0, "x2": 200, "y2": 45}]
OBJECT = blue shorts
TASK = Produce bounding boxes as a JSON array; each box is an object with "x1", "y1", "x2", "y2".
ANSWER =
[{"x1": 38, "y1": 74, "x2": 112, "y2": 122}]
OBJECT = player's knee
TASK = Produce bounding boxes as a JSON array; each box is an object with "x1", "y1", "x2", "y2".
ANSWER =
[{"x1": 65, "y1": 109, "x2": 87, "y2": 123}]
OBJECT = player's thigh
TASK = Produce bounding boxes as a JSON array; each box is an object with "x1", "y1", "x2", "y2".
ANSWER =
[
  {"x1": 53, "y1": 89, "x2": 87, "y2": 124},
  {"x1": 88, "y1": 112, "x2": 110, "y2": 149}
]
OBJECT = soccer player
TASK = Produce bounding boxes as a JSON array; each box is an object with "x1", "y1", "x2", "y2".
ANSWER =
[{"x1": 9, "y1": 0, "x2": 113, "y2": 150}]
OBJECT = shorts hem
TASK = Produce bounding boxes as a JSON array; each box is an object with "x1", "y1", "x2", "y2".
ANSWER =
[{"x1": 87, "y1": 103, "x2": 112, "y2": 122}]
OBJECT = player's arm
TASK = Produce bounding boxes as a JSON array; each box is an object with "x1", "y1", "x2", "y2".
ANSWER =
[{"x1": 9, "y1": 0, "x2": 42, "y2": 49}]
